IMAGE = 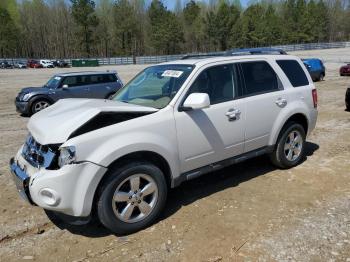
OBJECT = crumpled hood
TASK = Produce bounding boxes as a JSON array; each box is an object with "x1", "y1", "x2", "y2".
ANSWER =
[{"x1": 28, "y1": 98, "x2": 158, "y2": 145}]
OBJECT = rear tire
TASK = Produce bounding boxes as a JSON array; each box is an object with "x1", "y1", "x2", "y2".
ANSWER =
[
  {"x1": 319, "y1": 73, "x2": 324, "y2": 81},
  {"x1": 97, "y1": 162, "x2": 167, "y2": 235},
  {"x1": 270, "y1": 122, "x2": 306, "y2": 169}
]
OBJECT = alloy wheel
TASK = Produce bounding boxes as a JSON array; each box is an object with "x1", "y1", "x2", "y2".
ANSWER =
[
  {"x1": 284, "y1": 130, "x2": 303, "y2": 161},
  {"x1": 34, "y1": 101, "x2": 50, "y2": 112},
  {"x1": 112, "y1": 174, "x2": 158, "y2": 223}
]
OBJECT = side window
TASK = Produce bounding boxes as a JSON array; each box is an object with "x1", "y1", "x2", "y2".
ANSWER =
[
  {"x1": 62, "y1": 76, "x2": 78, "y2": 87},
  {"x1": 90, "y1": 75, "x2": 100, "y2": 84},
  {"x1": 105, "y1": 74, "x2": 116, "y2": 82},
  {"x1": 276, "y1": 60, "x2": 309, "y2": 87},
  {"x1": 187, "y1": 64, "x2": 239, "y2": 105},
  {"x1": 89, "y1": 74, "x2": 114, "y2": 84},
  {"x1": 240, "y1": 61, "x2": 280, "y2": 96}
]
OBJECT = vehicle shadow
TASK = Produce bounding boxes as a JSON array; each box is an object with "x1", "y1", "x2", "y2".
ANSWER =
[
  {"x1": 46, "y1": 141, "x2": 319, "y2": 238},
  {"x1": 162, "y1": 141, "x2": 319, "y2": 220}
]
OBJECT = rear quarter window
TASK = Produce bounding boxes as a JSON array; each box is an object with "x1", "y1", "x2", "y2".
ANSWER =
[{"x1": 276, "y1": 60, "x2": 309, "y2": 87}]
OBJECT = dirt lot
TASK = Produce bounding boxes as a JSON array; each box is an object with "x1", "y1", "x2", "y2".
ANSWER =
[{"x1": 0, "y1": 48, "x2": 349, "y2": 261}]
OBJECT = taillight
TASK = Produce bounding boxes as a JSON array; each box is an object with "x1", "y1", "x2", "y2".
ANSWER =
[{"x1": 312, "y1": 89, "x2": 318, "y2": 108}]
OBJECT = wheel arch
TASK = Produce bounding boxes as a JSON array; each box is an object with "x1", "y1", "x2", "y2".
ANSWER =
[
  {"x1": 90, "y1": 150, "x2": 173, "y2": 217},
  {"x1": 95, "y1": 151, "x2": 173, "y2": 194},
  {"x1": 270, "y1": 112, "x2": 309, "y2": 146},
  {"x1": 28, "y1": 95, "x2": 54, "y2": 108}
]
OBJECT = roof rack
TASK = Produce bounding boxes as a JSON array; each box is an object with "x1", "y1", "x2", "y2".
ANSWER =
[
  {"x1": 225, "y1": 47, "x2": 287, "y2": 56},
  {"x1": 181, "y1": 53, "x2": 226, "y2": 60},
  {"x1": 180, "y1": 47, "x2": 287, "y2": 60}
]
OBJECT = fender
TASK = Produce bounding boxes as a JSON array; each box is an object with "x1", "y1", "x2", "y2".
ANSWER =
[
  {"x1": 85, "y1": 132, "x2": 180, "y2": 180},
  {"x1": 63, "y1": 109, "x2": 181, "y2": 181},
  {"x1": 269, "y1": 99, "x2": 310, "y2": 145}
]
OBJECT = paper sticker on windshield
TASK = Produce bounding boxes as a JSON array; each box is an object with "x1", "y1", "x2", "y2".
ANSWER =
[
  {"x1": 54, "y1": 76, "x2": 61, "y2": 81},
  {"x1": 162, "y1": 70, "x2": 183, "y2": 78}
]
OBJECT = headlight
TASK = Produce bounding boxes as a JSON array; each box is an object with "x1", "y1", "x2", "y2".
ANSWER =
[
  {"x1": 22, "y1": 93, "x2": 31, "y2": 101},
  {"x1": 58, "y1": 146, "x2": 76, "y2": 167}
]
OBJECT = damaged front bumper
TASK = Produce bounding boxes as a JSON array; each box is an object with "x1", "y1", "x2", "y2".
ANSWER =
[
  {"x1": 9, "y1": 149, "x2": 107, "y2": 217},
  {"x1": 10, "y1": 157, "x2": 33, "y2": 204}
]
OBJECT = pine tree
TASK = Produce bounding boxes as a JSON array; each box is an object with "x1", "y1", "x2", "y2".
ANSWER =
[
  {"x1": 71, "y1": 0, "x2": 99, "y2": 57},
  {"x1": 0, "y1": 7, "x2": 18, "y2": 57}
]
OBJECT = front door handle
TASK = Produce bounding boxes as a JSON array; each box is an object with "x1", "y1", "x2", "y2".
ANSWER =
[
  {"x1": 225, "y1": 108, "x2": 241, "y2": 121},
  {"x1": 275, "y1": 98, "x2": 287, "y2": 108}
]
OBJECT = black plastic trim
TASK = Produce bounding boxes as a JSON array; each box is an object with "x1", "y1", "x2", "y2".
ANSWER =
[{"x1": 172, "y1": 146, "x2": 274, "y2": 187}]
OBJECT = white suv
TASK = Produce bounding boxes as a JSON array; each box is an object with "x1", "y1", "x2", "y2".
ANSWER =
[{"x1": 10, "y1": 54, "x2": 318, "y2": 234}]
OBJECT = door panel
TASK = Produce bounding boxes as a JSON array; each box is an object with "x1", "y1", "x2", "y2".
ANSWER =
[
  {"x1": 243, "y1": 92, "x2": 285, "y2": 152},
  {"x1": 239, "y1": 61, "x2": 286, "y2": 152},
  {"x1": 174, "y1": 63, "x2": 245, "y2": 173},
  {"x1": 175, "y1": 100, "x2": 245, "y2": 173}
]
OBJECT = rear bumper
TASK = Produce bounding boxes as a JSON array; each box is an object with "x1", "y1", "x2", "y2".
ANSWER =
[
  {"x1": 15, "y1": 100, "x2": 30, "y2": 114},
  {"x1": 308, "y1": 109, "x2": 318, "y2": 136}
]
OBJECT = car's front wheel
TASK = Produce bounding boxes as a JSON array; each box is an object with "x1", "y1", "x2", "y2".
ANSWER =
[
  {"x1": 97, "y1": 162, "x2": 167, "y2": 235},
  {"x1": 270, "y1": 122, "x2": 306, "y2": 169},
  {"x1": 31, "y1": 99, "x2": 51, "y2": 115}
]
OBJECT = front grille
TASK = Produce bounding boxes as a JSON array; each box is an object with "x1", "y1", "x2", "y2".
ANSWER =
[{"x1": 22, "y1": 135, "x2": 56, "y2": 168}]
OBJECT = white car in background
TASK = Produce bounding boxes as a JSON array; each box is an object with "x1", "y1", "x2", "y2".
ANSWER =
[{"x1": 40, "y1": 59, "x2": 54, "y2": 68}]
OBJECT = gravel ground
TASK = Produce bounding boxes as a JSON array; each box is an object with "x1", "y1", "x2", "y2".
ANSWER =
[{"x1": 0, "y1": 48, "x2": 349, "y2": 261}]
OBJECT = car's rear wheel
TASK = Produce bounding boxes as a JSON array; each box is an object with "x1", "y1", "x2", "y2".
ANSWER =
[
  {"x1": 97, "y1": 162, "x2": 167, "y2": 235},
  {"x1": 31, "y1": 99, "x2": 51, "y2": 115},
  {"x1": 270, "y1": 122, "x2": 306, "y2": 169},
  {"x1": 319, "y1": 73, "x2": 324, "y2": 81}
]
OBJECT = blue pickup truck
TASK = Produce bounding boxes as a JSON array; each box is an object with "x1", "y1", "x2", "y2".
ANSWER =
[{"x1": 302, "y1": 58, "x2": 325, "y2": 82}]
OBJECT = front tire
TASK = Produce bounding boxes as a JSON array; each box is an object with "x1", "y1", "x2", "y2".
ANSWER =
[
  {"x1": 30, "y1": 99, "x2": 51, "y2": 115},
  {"x1": 270, "y1": 122, "x2": 306, "y2": 169},
  {"x1": 97, "y1": 162, "x2": 167, "y2": 235}
]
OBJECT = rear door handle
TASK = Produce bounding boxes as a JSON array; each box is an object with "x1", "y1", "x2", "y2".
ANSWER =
[
  {"x1": 275, "y1": 98, "x2": 287, "y2": 108},
  {"x1": 225, "y1": 108, "x2": 241, "y2": 121}
]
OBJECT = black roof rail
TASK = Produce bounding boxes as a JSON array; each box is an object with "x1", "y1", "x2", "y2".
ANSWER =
[
  {"x1": 180, "y1": 48, "x2": 287, "y2": 60},
  {"x1": 225, "y1": 47, "x2": 287, "y2": 56},
  {"x1": 181, "y1": 53, "x2": 225, "y2": 60}
]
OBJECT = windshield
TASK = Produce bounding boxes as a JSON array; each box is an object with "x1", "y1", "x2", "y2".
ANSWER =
[
  {"x1": 45, "y1": 76, "x2": 62, "y2": 89},
  {"x1": 112, "y1": 64, "x2": 194, "y2": 109}
]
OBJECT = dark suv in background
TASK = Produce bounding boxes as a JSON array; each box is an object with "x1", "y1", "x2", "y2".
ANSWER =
[{"x1": 15, "y1": 71, "x2": 123, "y2": 116}]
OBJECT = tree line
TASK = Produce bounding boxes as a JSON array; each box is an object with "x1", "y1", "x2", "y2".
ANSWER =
[{"x1": 0, "y1": 0, "x2": 349, "y2": 58}]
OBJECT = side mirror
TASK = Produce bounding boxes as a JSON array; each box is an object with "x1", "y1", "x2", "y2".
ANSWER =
[
  {"x1": 182, "y1": 93, "x2": 210, "y2": 111},
  {"x1": 62, "y1": 84, "x2": 68, "y2": 90}
]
